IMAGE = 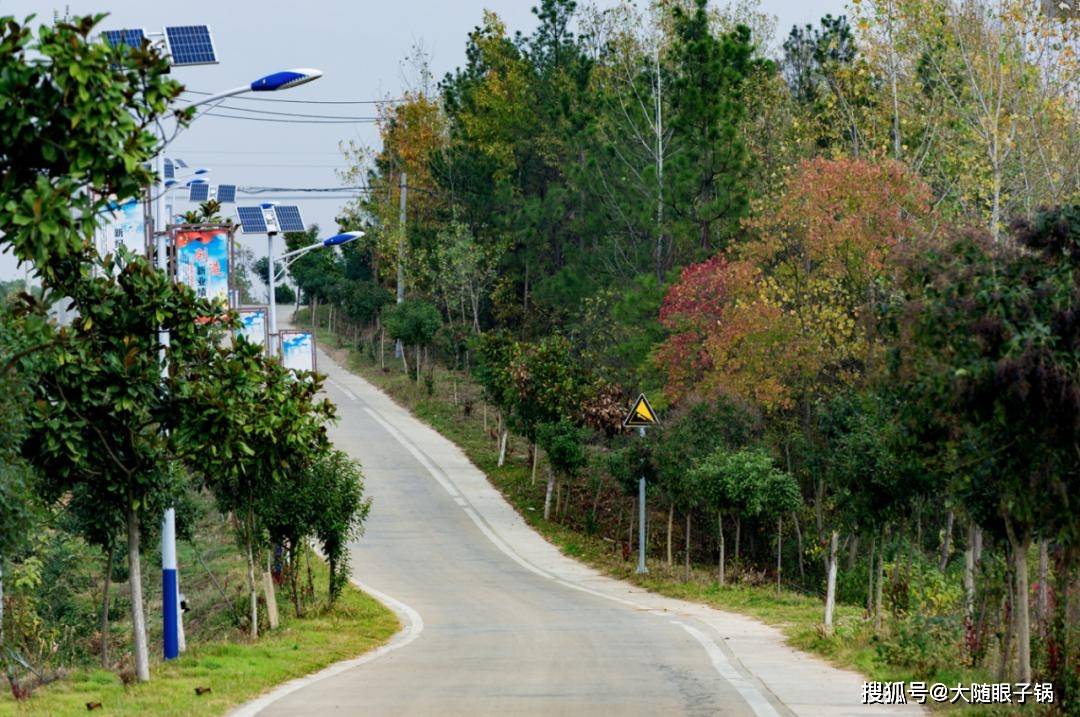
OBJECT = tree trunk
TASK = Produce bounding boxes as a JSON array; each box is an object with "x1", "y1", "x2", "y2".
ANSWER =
[
  {"x1": 497, "y1": 428, "x2": 508, "y2": 467},
  {"x1": 940, "y1": 510, "x2": 954, "y2": 571},
  {"x1": 735, "y1": 515, "x2": 741, "y2": 568},
  {"x1": 718, "y1": 511, "x2": 726, "y2": 586},
  {"x1": 875, "y1": 526, "x2": 888, "y2": 631},
  {"x1": 972, "y1": 524, "x2": 980, "y2": 617},
  {"x1": 127, "y1": 504, "x2": 150, "y2": 682},
  {"x1": 684, "y1": 511, "x2": 691, "y2": 583},
  {"x1": 263, "y1": 551, "x2": 279, "y2": 630},
  {"x1": 776, "y1": 516, "x2": 783, "y2": 596},
  {"x1": 543, "y1": 466, "x2": 556, "y2": 520},
  {"x1": 846, "y1": 534, "x2": 859, "y2": 571},
  {"x1": 380, "y1": 326, "x2": 385, "y2": 370},
  {"x1": 1038, "y1": 539, "x2": 1049, "y2": 626},
  {"x1": 867, "y1": 535, "x2": 876, "y2": 615},
  {"x1": 100, "y1": 544, "x2": 114, "y2": 667},
  {"x1": 1012, "y1": 532, "x2": 1033, "y2": 683},
  {"x1": 530, "y1": 442, "x2": 539, "y2": 485},
  {"x1": 629, "y1": 497, "x2": 635, "y2": 560},
  {"x1": 246, "y1": 505, "x2": 258, "y2": 640},
  {"x1": 416, "y1": 345, "x2": 421, "y2": 384},
  {"x1": 666, "y1": 503, "x2": 674, "y2": 567},
  {"x1": 554, "y1": 482, "x2": 562, "y2": 520},
  {"x1": 289, "y1": 542, "x2": 302, "y2": 617},
  {"x1": 823, "y1": 530, "x2": 839, "y2": 634},
  {"x1": 792, "y1": 511, "x2": 805, "y2": 583}
]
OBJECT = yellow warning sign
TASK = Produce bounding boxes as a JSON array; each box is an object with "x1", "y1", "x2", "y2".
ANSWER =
[{"x1": 623, "y1": 393, "x2": 659, "y2": 428}]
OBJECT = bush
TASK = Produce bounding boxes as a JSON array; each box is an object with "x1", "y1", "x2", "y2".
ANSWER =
[
  {"x1": 874, "y1": 613, "x2": 962, "y2": 674},
  {"x1": 275, "y1": 283, "x2": 296, "y2": 304}
]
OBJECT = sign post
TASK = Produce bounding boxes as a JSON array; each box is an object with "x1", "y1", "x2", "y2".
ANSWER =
[{"x1": 623, "y1": 393, "x2": 658, "y2": 575}]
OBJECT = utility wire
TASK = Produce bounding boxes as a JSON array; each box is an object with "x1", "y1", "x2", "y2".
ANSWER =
[
  {"x1": 210, "y1": 103, "x2": 378, "y2": 121},
  {"x1": 182, "y1": 89, "x2": 405, "y2": 105},
  {"x1": 201, "y1": 112, "x2": 376, "y2": 124}
]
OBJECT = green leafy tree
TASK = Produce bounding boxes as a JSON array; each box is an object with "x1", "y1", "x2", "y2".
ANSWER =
[
  {"x1": 667, "y1": 1, "x2": 758, "y2": 254},
  {"x1": 382, "y1": 298, "x2": 442, "y2": 383},
  {"x1": 536, "y1": 420, "x2": 588, "y2": 520},
  {"x1": 505, "y1": 335, "x2": 588, "y2": 484},
  {"x1": 18, "y1": 250, "x2": 228, "y2": 682},
  {"x1": 174, "y1": 336, "x2": 336, "y2": 639},
  {"x1": 310, "y1": 450, "x2": 371, "y2": 605},
  {"x1": 0, "y1": 14, "x2": 183, "y2": 278},
  {"x1": 646, "y1": 397, "x2": 756, "y2": 567},
  {"x1": 689, "y1": 447, "x2": 800, "y2": 584}
]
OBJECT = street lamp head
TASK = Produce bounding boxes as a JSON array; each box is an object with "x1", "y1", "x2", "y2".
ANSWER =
[
  {"x1": 322, "y1": 231, "x2": 364, "y2": 247},
  {"x1": 249, "y1": 68, "x2": 323, "y2": 92},
  {"x1": 260, "y1": 202, "x2": 276, "y2": 209},
  {"x1": 193, "y1": 168, "x2": 210, "y2": 175},
  {"x1": 164, "y1": 179, "x2": 179, "y2": 188},
  {"x1": 186, "y1": 178, "x2": 208, "y2": 186}
]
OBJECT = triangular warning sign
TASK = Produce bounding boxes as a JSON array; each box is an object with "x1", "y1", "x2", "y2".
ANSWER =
[{"x1": 623, "y1": 392, "x2": 659, "y2": 428}]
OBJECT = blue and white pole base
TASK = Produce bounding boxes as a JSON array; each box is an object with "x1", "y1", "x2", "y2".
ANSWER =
[{"x1": 162, "y1": 508, "x2": 179, "y2": 660}]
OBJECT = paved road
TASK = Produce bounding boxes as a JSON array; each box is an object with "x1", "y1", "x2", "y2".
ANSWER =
[{"x1": 245, "y1": 340, "x2": 917, "y2": 717}]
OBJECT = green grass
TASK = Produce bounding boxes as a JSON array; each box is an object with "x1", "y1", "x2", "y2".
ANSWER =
[
  {"x1": 0, "y1": 554, "x2": 399, "y2": 717},
  {"x1": 303, "y1": 315, "x2": 1027, "y2": 715}
]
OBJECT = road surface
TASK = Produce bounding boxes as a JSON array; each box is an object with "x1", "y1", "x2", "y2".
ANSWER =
[{"x1": 238, "y1": 338, "x2": 918, "y2": 717}]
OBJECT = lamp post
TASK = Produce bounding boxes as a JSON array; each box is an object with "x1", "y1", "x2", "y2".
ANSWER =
[
  {"x1": 266, "y1": 231, "x2": 363, "y2": 351},
  {"x1": 153, "y1": 68, "x2": 323, "y2": 662}
]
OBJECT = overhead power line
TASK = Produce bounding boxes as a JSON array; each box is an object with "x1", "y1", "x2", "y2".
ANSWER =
[
  {"x1": 202, "y1": 112, "x2": 376, "y2": 124},
  {"x1": 208, "y1": 103, "x2": 377, "y2": 121},
  {"x1": 183, "y1": 89, "x2": 406, "y2": 105}
]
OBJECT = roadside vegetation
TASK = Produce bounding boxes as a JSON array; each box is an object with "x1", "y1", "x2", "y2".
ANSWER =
[
  {"x1": 279, "y1": 0, "x2": 1080, "y2": 713},
  {"x1": 0, "y1": 13, "x2": 383, "y2": 711},
  {"x1": 0, "y1": 493, "x2": 397, "y2": 716}
]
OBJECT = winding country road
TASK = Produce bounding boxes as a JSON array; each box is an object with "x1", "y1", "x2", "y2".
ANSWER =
[{"x1": 237, "y1": 335, "x2": 918, "y2": 717}]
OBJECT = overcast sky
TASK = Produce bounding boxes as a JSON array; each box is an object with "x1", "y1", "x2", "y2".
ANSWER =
[{"x1": 0, "y1": 0, "x2": 844, "y2": 281}]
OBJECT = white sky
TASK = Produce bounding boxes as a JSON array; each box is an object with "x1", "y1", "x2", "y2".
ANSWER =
[{"x1": 0, "y1": 0, "x2": 844, "y2": 281}]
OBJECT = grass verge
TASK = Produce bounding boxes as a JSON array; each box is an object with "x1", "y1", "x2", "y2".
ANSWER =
[{"x1": 1, "y1": 556, "x2": 397, "y2": 716}]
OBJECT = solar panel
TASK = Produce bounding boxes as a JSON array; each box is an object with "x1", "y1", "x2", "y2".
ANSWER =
[
  {"x1": 236, "y1": 206, "x2": 268, "y2": 234},
  {"x1": 216, "y1": 184, "x2": 237, "y2": 203},
  {"x1": 174, "y1": 158, "x2": 188, "y2": 169},
  {"x1": 164, "y1": 25, "x2": 217, "y2": 66},
  {"x1": 163, "y1": 158, "x2": 175, "y2": 180},
  {"x1": 273, "y1": 205, "x2": 305, "y2": 233},
  {"x1": 103, "y1": 28, "x2": 145, "y2": 50},
  {"x1": 188, "y1": 183, "x2": 209, "y2": 202}
]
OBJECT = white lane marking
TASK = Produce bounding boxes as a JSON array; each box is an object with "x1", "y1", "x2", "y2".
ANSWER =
[
  {"x1": 359, "y1": 392, "x2": 785, "y2": 717},
  {"x1": 229, "y1": 580, "x2": 424, "y2": 717},
  {"x1": 363, "y1": 407, "x2": 460, "y2": 499},
  {"x1": 326, "y1": 378, "x2": 358, "y2": 402},
  {"x1": 677, "y1": 621, "x2": 783, "y2": 717}
]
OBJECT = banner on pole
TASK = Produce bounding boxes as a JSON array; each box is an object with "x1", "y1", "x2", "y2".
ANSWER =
[
  {"x1": 101, "y1": 199, "x2": 145, "y2": 257},
  {"x1": 236, "y1": 306, "x2": 269, "y2": 354},
  {"x1": 172, "y1": 225, "x2": 232, "y2": 303},
  {"x1": 279, "y1": 330, "x2": 316, "y2": 375}
]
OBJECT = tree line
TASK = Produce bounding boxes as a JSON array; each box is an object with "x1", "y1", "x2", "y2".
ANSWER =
[
  {"x1": 0, "y1": 15, "x2": 369, "y2": 693},
  {"x1": 286, "y1": 0, "x2": 1080, "y2": 706}
]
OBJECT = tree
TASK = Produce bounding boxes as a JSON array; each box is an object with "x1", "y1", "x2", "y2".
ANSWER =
[
  {"x1": 18, "y1": 250, "x2": 228, "y2": 682},
  {"x1": 0, "y1": 14, "x2": 183, "y2": 279},
  {"x1": 536, "y1": 420, "x2": 588, "y2": 520},
  {"x1": 666, "y1": 1, "x2": 757, "y2": 254},
  {"x1": 505, "y1": 335, "x2": 588, "y2": 484},
  {"x1": 689, "y1": 447, "x2": 799, "y2": 584},
  {"x1": 174, "y1": 335, "x2": 336, "y2": 639},
  {"x1": 310, "y1": 450, "x2": 371, "y2": 605},
  {"x1": 261, "y1": 447, "x2": 370, "y2": 613},
  {"x1": 890, "y1": 207, "x2": 1080, "y2": 682},
  {"x1": 381, "y1": 299, "x2": 442, "y2": 383},
  {"x1": 647, "y1": 397, "x2": 756, "y2": 568}
]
